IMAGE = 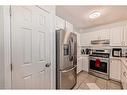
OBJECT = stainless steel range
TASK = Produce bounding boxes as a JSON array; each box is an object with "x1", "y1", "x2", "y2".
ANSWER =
[{"x1": 89, "y1": 49, "x2": 110, "y2": 79}]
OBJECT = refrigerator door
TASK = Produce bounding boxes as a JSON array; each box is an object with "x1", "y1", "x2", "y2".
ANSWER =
[
  {"x1": 56, "y1": 29, "x2": 77, "y2": 89},
  {"x1": 56, "y1": 30, "x2": 77, "y2": 70},
  {"x1": 59, "y1": 65, "x2": 77, "y2": 89}
]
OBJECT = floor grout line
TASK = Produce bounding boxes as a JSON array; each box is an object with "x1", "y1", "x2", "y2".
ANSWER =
[
  {"x1": 77, "y1": 74, "x2": 89, "y2": 89},
  {"x1": 77, "y1": 76, "x2": 88, "y2": 89},
  {"x1": 74, "y1": 71, "x2": 122, "y2": 90}
]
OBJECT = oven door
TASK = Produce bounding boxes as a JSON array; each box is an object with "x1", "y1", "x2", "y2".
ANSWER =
[{"x1": 89, "y1": 57, "x2": 109, "y2": 75}]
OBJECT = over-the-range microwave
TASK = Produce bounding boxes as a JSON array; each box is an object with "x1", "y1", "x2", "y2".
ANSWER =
[{"x1": 112, "y1": 48, "x2": 122, "y2": 57}]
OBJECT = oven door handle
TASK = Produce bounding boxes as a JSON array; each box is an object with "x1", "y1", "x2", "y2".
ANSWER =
[{"x1": 89, "y1": 57, "x2": 109, "y2": 60}]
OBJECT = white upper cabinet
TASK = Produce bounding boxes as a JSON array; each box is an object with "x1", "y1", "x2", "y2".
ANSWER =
[
  {"x1": 55, "y1": 16, "x2": 65, "y2": 30},
  {"x1": 100, "y1": 29, "x2": 110, "y2": 40},
  {"x1": 88, "y1": 31, "x2": 97, "y2": 41},
  {"x1": 55, "y1": 16, "x2": 74, "y2": 32},
  {"x1": 80, "y1": 26, "x2": 123, "y2": 47},
  {"x1": 110, "y1": 26, "x2": 124, "y2": 46},
  {"x1": 79, "y1": 21, "x2": 127, "y2": 47},
  {"x1": 80, "y1": 29, "x2": 110, "y2": 46},
  {"x1": 91, "y1": 29, "x2": 110, "y2": 41},
  {"x1": 123, "y1": 25, "x2": 127, "y2": 46},
  {"x1": 65, "y1": 21, "x2": 73, "y2": 32},
  {"x1": 80, "y1": 32, "x2": 91, "y2": 46}
]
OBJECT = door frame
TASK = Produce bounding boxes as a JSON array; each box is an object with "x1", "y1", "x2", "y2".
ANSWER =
[
  {"x1": 2, "y1": 6, "x2": 11, "y2": 89},
  {"x1": 3, "y1": 5, "x2": 56, "y2": 89}
]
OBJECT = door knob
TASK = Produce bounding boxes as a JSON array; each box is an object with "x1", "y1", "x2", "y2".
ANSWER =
[{"x1": 45, "y1": 63, "x2": 51, "y2": 67}]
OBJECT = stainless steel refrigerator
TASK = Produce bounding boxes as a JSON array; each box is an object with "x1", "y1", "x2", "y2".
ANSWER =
[{"x1": 56, "y1": 29, "x2": 77, "y2": 89}]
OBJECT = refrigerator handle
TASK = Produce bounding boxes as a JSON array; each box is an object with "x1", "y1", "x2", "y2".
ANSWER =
[
  {"x1": 69, "y1": 40, "x2": 73, "y2": 61},
  {"x1": 61, "y1": 65, "x2": 77, "y2": 73}
]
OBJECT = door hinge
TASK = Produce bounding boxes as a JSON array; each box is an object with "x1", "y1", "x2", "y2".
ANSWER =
[{"x1": 10, "y1": 63, "x2": 12, "y2": 72}]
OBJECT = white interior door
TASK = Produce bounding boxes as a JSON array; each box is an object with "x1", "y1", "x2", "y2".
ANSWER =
[{"x1": 11, "y1": 6, "x2": 51, "y2": 89}]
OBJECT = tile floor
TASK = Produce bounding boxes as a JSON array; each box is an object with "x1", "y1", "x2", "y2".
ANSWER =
[{"x1": 73, "y1": 71, "x2": 122, "y2": 90}]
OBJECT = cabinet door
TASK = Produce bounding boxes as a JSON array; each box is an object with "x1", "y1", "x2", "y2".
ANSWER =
[
  {"x1": 80, "y1": 32, "x2": 91, "y2": 46},
  {"x1": 89, "y1": 31, "x2": 98, "y2": 41},
  {"x1": 110, "y1": 26, "x2": 123, "y2": 46},
  {"x1": 55, "y1": 16, "x2": 65, "y2": 30},
  {"x1": 121, "y1": 63, "x2": 127, "y2": 89},
  {"x1": 77, "y1": 57, "x2": 82, "y2": 74},
  {"x1": 100, "y1": 29, "x2": 110, "y2": 40},
  {"x1": 82, "y1": 56, "x2": 89, "y2": 72},
  {"x1": 123, "y1": 25, "x2": 127, "y2": 46},
  {"x1": 110, "y1": 59, "x2": 121, "y2": 81},
  {"x1": 89, "y1": 29, "x2": 110, "y2": 42},
  {"x1": 66, "y1": 21, "x2": 73, "y2": 32}
]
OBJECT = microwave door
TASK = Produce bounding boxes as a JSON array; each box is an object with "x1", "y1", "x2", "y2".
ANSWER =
[
  {"x1": 114, "y1": 51, "x2": 118, "y2": 56},
  {"x1": 112, "y1": 48, "x2": 122, "y2": 57}
]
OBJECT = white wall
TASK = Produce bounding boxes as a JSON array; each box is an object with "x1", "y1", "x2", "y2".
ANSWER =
[{"x1": 0, "y1": 6, "x2": 12, "y2": 89}]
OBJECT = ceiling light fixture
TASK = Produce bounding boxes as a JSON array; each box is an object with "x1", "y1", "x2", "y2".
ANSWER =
[{"x1": 89, "y1": 11, "x2": 101, "y2": 19}]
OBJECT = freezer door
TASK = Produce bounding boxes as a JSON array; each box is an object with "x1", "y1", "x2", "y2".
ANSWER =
[{"x1": 59, "y1": 65, "x2": 77, "y2": 89}]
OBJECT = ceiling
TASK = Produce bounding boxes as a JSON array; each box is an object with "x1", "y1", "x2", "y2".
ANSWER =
[{"x1": 56, "y1": 6, "x2": 127, "y2": 29}]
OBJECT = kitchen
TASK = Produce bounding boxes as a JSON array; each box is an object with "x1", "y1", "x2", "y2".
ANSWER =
[
  {"x1": 56, "y1": 6, "x2": 127, "y2": 89},
  {"x1": 0, "y1": 5, "x2": 127, "y2": 90}
]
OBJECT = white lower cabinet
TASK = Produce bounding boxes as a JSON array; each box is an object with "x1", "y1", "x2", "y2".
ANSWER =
[
  {"x1": 77, "y1": 57, "x2": 83, "y2": 74},
  {"x1": 110, "y1": 59, "x2": 121, "y2": 81},
  {"x1": 82, "y1": 56, "x2": 89, "y2": 72},
  {"x1": 77, "y1": 56, "x2": 89, "y2": 74},
  {"x1": 121, "y1": 61, "x2": 127, "y2": 89}
]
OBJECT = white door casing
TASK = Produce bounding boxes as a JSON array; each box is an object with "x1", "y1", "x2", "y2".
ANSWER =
[{"x1": 11, "y1": 6, "x2": 51, "y2": 89}]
